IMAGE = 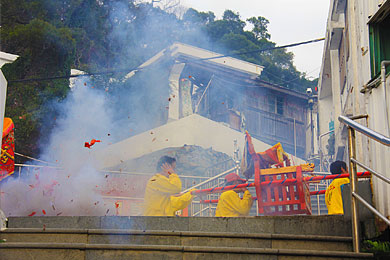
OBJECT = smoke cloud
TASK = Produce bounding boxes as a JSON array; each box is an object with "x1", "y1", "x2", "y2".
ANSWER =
[{"x1": 0, "y1": 77, "x2": 117, "y2": 216}]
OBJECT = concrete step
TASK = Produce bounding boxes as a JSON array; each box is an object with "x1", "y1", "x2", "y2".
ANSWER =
[
  {"x1": 0, "y1": 242, "x2": 374, "y2": 260},
  {"x1": 0, "y1": 228, "x2": 353, "y2": 252},
  {"x1": 7, "y1": 215, "x2": 352, "y2": 237}
]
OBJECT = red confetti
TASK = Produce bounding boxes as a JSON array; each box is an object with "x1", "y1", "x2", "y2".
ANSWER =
[
  {"x1": 188, "y1": 76, "x2": 192, "y2": 78},
  {"x1": 84, "y1": 139, "x2": 101, "y2": 149},
  {"x1": 42, "y1": 209, "x2": 46, "y2": 215},
  {"x1": 115, "y1": 202, "x2": 120, "y2": 208},
  {"x1": 28, "y1": 211, "x2": 36, "y2": 217}
]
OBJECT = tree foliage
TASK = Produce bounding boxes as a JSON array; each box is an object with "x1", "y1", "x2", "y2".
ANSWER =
[{"x1": 0, "y1": 0, "x2": 317, "y2": 159}]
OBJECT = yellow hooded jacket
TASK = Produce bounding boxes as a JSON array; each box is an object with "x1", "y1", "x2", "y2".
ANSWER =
[
  {"x1": 215, "y1": 190, "x2": 253, "y2": 217},
  {"x1": 143, "y1": 173, "x2": 194, "y2": 216},
  {"x1": 325, "y1": 178, "x2": 350, "y2": 215}
]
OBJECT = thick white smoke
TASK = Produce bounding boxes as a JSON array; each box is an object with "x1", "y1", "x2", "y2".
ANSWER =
[{"x1": 0, "y1": 79, "x2": 116, "y2": 217}]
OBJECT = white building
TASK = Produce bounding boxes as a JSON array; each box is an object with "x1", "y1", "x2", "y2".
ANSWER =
[
  {"x1": 93, "y1": 43, "x2": 307, "y2": 170},
  {"x1": 317, "y1": 0, "x2": 390, "y2": 221}
]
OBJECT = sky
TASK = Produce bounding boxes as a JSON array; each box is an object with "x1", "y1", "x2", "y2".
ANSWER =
[{"x1": 180, "y1": 0, "x2": 330, "y2": 79}]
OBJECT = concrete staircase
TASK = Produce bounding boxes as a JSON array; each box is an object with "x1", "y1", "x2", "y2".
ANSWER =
[{"x1": 0, "y1": 216, "x2": 373, "y2": 259}]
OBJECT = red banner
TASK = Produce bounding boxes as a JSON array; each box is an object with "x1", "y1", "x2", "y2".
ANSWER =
[{"x1": 0, "y1": 118, "x2": 15, "y2": 181}]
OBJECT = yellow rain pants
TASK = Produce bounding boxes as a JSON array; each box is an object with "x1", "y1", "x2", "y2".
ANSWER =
[
  {"x1": 325, "y1": 178, "x2": 350, "y2": 215},
  {"x1": 143, "y1": 173, "x2": 194, "y2": 216},
  {"x1": 215, "y1": 190, "x2": 253, "y2": 217}
]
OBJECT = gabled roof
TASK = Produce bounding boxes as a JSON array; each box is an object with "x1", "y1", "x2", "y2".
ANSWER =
[
  {"x1": 0, "y1": 52, "x2": 19, "y2": 68},
  {"x1": 124, "y1": 42, "x2": 263, "y2": 81}
]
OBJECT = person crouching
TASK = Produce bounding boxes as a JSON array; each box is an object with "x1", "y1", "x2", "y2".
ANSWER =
[{"x1": 215, "y1": 173, "x2": 253, "y2": 217}]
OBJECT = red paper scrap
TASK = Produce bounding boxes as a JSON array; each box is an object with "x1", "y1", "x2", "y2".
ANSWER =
[
  {"x1": 42, "y1": 209, "x2": 46, "y2": 215},
  {"x1": 84, "y1": 139, "x2": 101, "y2": 149},
  {"x1": 28, "y1": 211, "x2": 36, "y2": 217}
]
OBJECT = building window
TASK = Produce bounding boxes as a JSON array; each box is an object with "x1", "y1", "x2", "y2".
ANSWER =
[
  {"x1": 369, "y1": 7, "x2": 390, "y2": 78},
  {"x1": 267, "y1": 96, "x2": 284, "y2": 115},
  {"x1": 268, "y1": 96, "x2": 276, "y2": 113},
  {"x1": 276, "y1": 97, "x2": 284, "y2": 115}
]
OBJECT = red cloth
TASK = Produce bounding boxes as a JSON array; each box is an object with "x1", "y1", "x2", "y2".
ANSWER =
[
  {"x1": 224, "y1": 173, "x2": 246, "y2": 183},
  {"x1": 0, "y1": 118, "x2": 15, "y2": 181}
]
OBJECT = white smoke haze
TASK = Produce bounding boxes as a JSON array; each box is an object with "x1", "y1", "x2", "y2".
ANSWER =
[{"x1": 0, "y1": 78, "x2": 117, "y2": 217}]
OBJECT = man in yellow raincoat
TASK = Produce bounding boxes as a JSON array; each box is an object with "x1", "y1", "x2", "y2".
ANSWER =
[
  {"x1": 325, "y1": 161, "x2": 350, "y2": 215},
  {"x1": 144, "y1": 156, "x2": 195, "y2": 216},
  {"x1": 215, "y1": 173, "x2": 253, "y2": 217}
]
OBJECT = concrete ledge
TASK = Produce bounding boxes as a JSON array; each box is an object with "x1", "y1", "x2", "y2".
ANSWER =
[
  {"x1": 7, "y1": 215, "x2": 352, "y2": 236},
  {"x1": 0, "y1": 242, "x2": 86, "y2": 249},
  {"x1": 0, "y1": 243, "x2": 374, "y2": 258},
  {"x1": 1, "y1": 228, "x2": 351, "y2": 241},
  {"x1": 277, "y1": 248, "x2": 373, "y2": 258}
]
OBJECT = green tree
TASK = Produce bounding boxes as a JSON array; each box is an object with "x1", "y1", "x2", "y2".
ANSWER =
[
  {"x1": 1, "y1": 18, "x2": 75, "y2": 159},
  {"x1": 247, "y1": 16, "x2": 271, "y2": 40}
]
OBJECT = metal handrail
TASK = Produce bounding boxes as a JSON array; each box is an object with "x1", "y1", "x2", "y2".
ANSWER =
[
  {"x1": 181, "y1": 166, "x2": 238, "y2": 193},
  {"x1": 351, "y1": 158, "x2": 390, "y2": 184},
  {"x1": 339, "y1": 115, "x2": 390, "y2": 253},
  {"x1": 339, "y1": 115, "x2": 390, "y2": 145},
  {"x1": 352, "y1": 192, "x2": 390, "y2": 226}
]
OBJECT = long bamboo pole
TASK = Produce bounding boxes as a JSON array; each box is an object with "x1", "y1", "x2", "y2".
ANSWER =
[{"x1": 191, "y1": 171, "x2": 370, "y2": 195}]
